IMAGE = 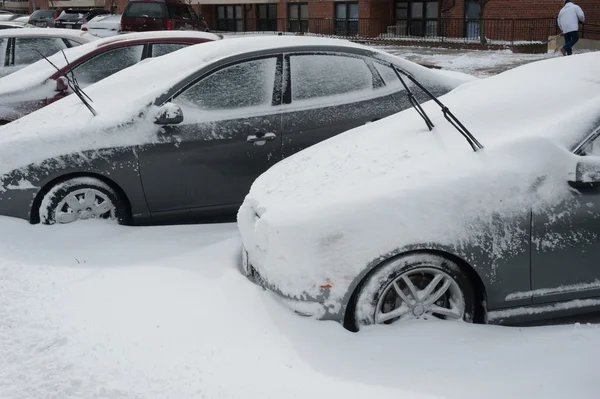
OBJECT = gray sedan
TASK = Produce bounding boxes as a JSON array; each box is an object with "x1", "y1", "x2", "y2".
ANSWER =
[{"x1": 0, "y1": 36, "x2": 472, "y2": 225}]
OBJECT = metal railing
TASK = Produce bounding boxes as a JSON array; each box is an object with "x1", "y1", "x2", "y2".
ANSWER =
[
  {"x1": 581, "y1": 22, "x2": 600, "y2": 39},
  {"x1": 212, "y1": 17, "x2": 575, "y2": 45}
]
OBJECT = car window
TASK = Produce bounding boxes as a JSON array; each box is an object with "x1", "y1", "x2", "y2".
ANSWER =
[
  {"x1": 185, "y1": 5, "x2": 199, "y2": 20},
  {"x1": 125, "y1": 3, "x2": 165, "y2": 18},
  {"x1": 372, "y1": 61, "x2": 403, "y2": 90},
  {"x1": 0, "y1": 37, "x2": 7, "y2": 65},
  {"x1": 581, "y1": 132, "x2": 600, "y2": 156},
  {"x1": 290, "y1": 54, "x2": 373, "y2": 102},
  {"x1": 67, "y1": 39, "x2": 84, "y2": 47},
  {"x1": 151, "y1": 43, "x2": 189, "y2": 57},
  {"x1": 175, "y1": 57, "x2": 277, "y2": 111},
  {"x1": 14, "y1": 37, "x2": 67, "y2": 66},
  {"x1": 72, "y1": 45, "x2": 144, "y2": 86}
]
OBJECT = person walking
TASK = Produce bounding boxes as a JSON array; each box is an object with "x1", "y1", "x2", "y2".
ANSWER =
[{"x1": 558, "y1": 0, "x2": 585, "y2": 56}]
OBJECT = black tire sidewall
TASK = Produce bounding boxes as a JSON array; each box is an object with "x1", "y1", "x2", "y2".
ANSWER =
[
  {"x1": 41, "y1": 178, "x2": 126, "y2": 225},
  {"x1": 354, "y1": 254, "x2": 476, "y2": 328}
]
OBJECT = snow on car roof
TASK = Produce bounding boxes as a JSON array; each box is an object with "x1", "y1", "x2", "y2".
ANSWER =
[
  {"x1": 0, "y1": 27, "x2": 92, "y2": 42},
  {"x1": 95, "y1": 30, "x2": 220, "y2": 47}
]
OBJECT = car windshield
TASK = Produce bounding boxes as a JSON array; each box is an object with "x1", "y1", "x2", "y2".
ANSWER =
[
  {"x1": 125, "y1": 3, "x2": 165, "y2": 18},
  {"x1": 57, "y1": 11, "x2": 87, "y2": 20},
  {"x1": 30, "y1": 10, "x2": 55, "y2": 19}
]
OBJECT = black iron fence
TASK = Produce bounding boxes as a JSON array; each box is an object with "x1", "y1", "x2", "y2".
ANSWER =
[{"x1": 213, "y1": 17, "x2": 599, "y2": 44}]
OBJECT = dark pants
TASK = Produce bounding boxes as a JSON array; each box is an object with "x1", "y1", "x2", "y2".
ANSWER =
[{"x1": 563, "y1": 31, "x2": 579, "y2": 55}]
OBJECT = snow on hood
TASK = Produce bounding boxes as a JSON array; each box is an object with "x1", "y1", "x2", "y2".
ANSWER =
[
  {"x1": 0, "y1": 36, "x2": 473, "y2": 180},
  {"x1": 238, "y1": 52, "x2": 600, "y2": 300}
]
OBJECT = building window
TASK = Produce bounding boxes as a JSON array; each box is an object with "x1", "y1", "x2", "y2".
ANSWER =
[
  {"x1": 395, "y1": 1, "x2": 438, "y2": 37},
  {"x1": 334, "y1": 2, "x2": 359, "y2": 36},
  {"x1": 465, "y1": 0, "x2": 481, "y2": 38},
  {"x1": 257, "y1": 4, "x2": 277, "y2": 32},
  {"x1": 288, "y1": 3, "x2": 308, "y2": 33},
  {"x1": 216, "y1": 5, "x2": 242, "y2": 32}
]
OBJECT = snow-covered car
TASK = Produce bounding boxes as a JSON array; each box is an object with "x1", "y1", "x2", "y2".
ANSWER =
[
  {"x1": 238, "y1": 52, "x2": 600, "y2": 330},
  {"x1": 12, "y1": 15, "x2": 30, "y2": 24},
  {"x1": 0, "y1": 36, "x2": 472, "y2": 225},
  {"x1": 0, "y1": 21, "x2": 30, "y2": 29},
  {"x1": 81, "y1": 14, "x2": 121, "y2": 38},
  {"x1": 0, "y1": 31, "x2": 220, "y2": 124},
  {"x1": 28, "y1": 9, "x2": 58, "y2": 28},
  {"x1": 0, "y1": 28, "x2": 93, "y2": 77}
]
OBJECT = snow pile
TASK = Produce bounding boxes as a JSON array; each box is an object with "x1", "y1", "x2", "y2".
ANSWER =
[
  {"x1": 238, "y1": 52, "x2": 600, "y2": 303},
  {"x1": 0, "y1": 36, "x2": 472, "y2": 182},
  {"x1": 0, "y1": 217, "x2": 599, "y2": 399}
]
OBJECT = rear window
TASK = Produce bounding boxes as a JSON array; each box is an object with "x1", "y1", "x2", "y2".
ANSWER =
[
  {"x1": 167, "y1": 4, "x2": 197, "y2": 19},
  {"x1": 57, "y1": 11, "x2": 87, "y2": 20},
  {"x1": 30, "y1": 10, "x2": 55, "y2": 19},
  {"x1": 124, "y1": 2, "x2": 166, "y2": 18}
]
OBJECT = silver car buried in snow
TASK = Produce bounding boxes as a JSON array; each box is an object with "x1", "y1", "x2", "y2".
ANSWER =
[{"x1": 238, "y1": 52, "x2": 600, "y2": 330}]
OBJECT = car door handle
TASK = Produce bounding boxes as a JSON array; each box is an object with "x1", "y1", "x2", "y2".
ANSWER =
[{"x1": 247, "y1": 132, "x2": 276, "y2": 145}]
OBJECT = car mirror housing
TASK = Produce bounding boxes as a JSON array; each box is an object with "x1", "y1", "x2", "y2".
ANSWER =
[
  {"x1": 570, "y1": 160, "x2": 600, "y2": 188},
  {"x1": 154, "y1": 103, "x2": 184, "y2": 125}
]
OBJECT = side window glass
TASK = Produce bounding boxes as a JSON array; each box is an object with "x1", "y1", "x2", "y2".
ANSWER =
[
  {"x1": 14, "y1": 37, "x2": 67, "y2": 66},
  {"x1": 582, "y1": 134, "x2": 600, "y2": 157},
  {"x1": 72, "y1": 45, "x2": 144, "y2": 86},
  {"x1": 168, "y1": 5, "x2": 182, "y2": 19},
  {"x1": 152, "y1": 43, "x2": 189, "y2": 58},
  {"x1": 290, "y1": 54, "x2": 373, "y2": 102},
  {"x1": 175, "y1": 57, "x2": 277, "y2": 111},
  {"x1": 67, "y1": 39, "x2": 83, "y2": 48},
  {"x1": 0, "y1": 38, "x2": 7, "y2": 66},
  {"x1": 186, "y1": 5, "x2": 199, "y2": 20},
  {"x1": 372, "y1": 61, "x2": 403, "y2": 91}
]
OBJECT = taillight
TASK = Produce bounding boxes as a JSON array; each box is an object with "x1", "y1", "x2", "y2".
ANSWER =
[
  {"x1": 166, "y1": 19, "x2": 173, "y2": 30},
  {"x1": 120, "y1": 18, "x2": 124, "y2": 31},
  {"x1": 81, "y1": 26, "x2": 88, "y2": 31}
]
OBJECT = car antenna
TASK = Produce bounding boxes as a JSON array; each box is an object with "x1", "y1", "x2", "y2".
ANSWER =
[
  {"x1": 34, "y1": 49, "x2": 97, "y2": 116},
  {"x1": 390, "y1": 64, "x2": 484, "y2": 152}
]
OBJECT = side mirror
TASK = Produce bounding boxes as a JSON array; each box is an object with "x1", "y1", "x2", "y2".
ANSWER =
[
  {"x1": 154, "y1": 103, "x2": 183, "y2": 125},
  {"x1": 56, "y1": 76, "x2": 68, "y2": 92},
  {"x1": 571, "y1": 160, "x2": 600, "y2": 188}
]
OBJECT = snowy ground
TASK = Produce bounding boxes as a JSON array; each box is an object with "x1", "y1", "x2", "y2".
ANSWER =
[
  {"x1": 377, "y1": 45, "x2": 558, "y2": 77},
  {"x1": 1, "y1": 217, "x2": 599, "y2": 399}
]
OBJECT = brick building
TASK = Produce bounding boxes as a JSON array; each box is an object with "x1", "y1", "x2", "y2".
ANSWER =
[{"x1": 192, "y1": 0, "x2": 598, "y2": 38}]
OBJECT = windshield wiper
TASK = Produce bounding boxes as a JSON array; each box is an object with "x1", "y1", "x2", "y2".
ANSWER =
[
  {"x1": 35, "y1": 49, "x2": 97, "y2": 116},
  {"x1": 391, "y1": 64, "x2": 484, "y2": 152}
]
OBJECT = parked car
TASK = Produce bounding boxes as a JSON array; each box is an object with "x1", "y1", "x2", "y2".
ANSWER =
[
  {"x1": 81, "y1": 14, "x2": 121, "y2": 37},
  {"x1": 237, "y1": 52, "x2": 600, "y2": 330},
  {"x1": 0, "y1": 31, "x2": 220, "y2": 124},
  {"x1": 0, "y1": 28, "x2": 93, "y2": 77},
  {"x1": 0, "y1": 13, "x2": 17, "y2": 21},
  {"x1": 54, "y1": 8, "x2": 110, "y2": 30},
  {"x1": 0, "y1": 36, "x2": 471, "y2": 225},
  {"x1": 28, "y1": 9, "x2": 58, "y2": 28},
  {"x1": 121, "y1": 0, "x2": 208, "y2": 32}
]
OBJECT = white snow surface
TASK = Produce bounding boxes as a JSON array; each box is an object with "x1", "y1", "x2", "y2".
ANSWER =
[
  {"x1": 1, "y1": 217, "x2": 599, "y2": 399},
  {"x1": 238, "y1": 52, "x2": 600, "y2": 301},
  {"x1": 0, "y1": 36, "x2": 472, "y2": 181}
]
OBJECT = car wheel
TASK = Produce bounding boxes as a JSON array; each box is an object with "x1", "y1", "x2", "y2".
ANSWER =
[
  {"x1": 39, "y1": 177, "x2": 127, "y2": 225},
  {"x1": 353, "y1": 253, "x2": 476, "y2": 328}
]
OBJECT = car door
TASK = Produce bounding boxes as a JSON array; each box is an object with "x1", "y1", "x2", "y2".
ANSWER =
[
  {"x1": 137, "y1": 55, "x2": 283, "y2": 217},
  {"x1": 531, "y1": 124, "x2": 600, "y2": 304},
  {"x1": 69, "y1": 44, "x2": 146, "y2": 87},
  {"x1": 280, "y1": 52, "x2": 404, "y2": 158}
]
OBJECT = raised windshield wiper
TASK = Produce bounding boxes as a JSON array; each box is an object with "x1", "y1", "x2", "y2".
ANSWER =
[
  {"x1": 391, "y1": 64, "x2": 484, "y2": 152},
  {"x1": 35, "y1": 49, "x2": 97, "y2": 116}
]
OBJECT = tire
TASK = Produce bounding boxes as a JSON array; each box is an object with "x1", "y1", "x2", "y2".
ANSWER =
[
  {"x1": 39, "y1": 177, "x2": 127, "y2": 225},
  {"x1": 353, "y1": 253, "x2": 476, "y2": 329}
]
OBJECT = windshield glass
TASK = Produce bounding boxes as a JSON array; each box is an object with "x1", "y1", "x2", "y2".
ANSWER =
[
  {"x1": 30, "y1": 10, "x2": 55, "y2": 19},
  {"x1": 57, "y1": 11, "x2": 87, "y2": 20},
  {"x1": 124, "y1": 2, "x2": 165, "y2": 18}
]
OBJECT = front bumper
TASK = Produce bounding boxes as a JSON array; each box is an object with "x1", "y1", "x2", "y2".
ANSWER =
[{"x1": 240, "y1": 247, "x2": 328, "y2": 319}]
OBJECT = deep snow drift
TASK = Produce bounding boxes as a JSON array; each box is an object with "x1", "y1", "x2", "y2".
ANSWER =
[{"x1": 0, "y1": 217, "x2": 599, "y2": 399}]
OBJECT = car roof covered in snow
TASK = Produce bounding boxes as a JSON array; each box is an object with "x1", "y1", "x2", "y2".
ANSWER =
[{"x1": 0, "y1": 27, "x2": 92, "y2": 42}]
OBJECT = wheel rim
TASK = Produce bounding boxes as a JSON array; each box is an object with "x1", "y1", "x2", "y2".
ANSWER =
[
  {"x1": 54, "y1": 188, "x2": 116, "y2": 224},
  {"x1": 375, "y1": 267, "x2": 465, "y2": 324}
]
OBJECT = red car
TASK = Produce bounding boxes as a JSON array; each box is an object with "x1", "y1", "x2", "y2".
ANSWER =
[
  {"x1": 121, "y1": 0, "x2": 209, "y2": 33},
  {"x1": 0, "y1": 30, "x2": 220, "y2": 125}
]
